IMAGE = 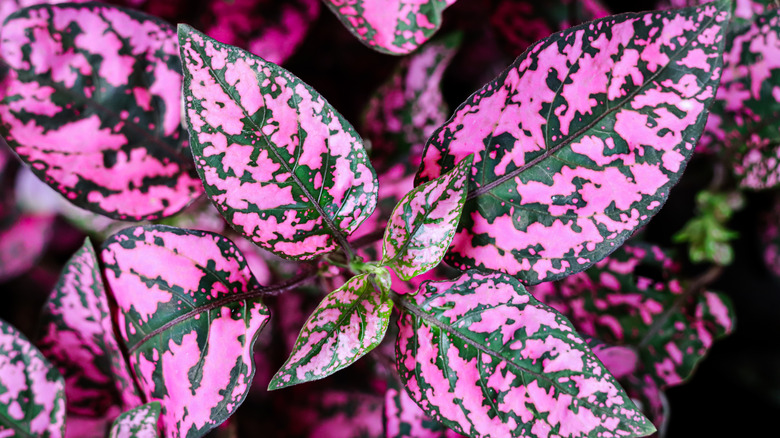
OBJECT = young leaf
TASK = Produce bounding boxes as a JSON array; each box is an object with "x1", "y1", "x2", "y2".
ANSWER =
[
  {"x1": 202, "y1": 0, "x2": 320, "y2": 64},
  {"x1": 0, "y1": 213, "x2": 54, "y2": 282},
  {"x1": 415, "y1": 2, "x2": 731, "y2": 284},
  {"x1": 395, "y1": 270, "x2": 655, "y2": 438},
  {"x1": 382, "y1": 155, "x2": 471, "y2": 281},
  {"x1": 0, "y1": 3, "x2": 203, "y2": 220},
  {"x1": 0, "y1": 319, "x2": 66, "y2": 438},
  {"x1": 269, "y1": 272, "x2": 393, "y2": 389},
  {"x1": 362, "y1": 33, "x2": 461, "y2": 166},
  {"x1": 102, "y1": 225, "x2": 271, "y2": 438},
  {"x1": 323, "y1": 0, "x2": 458, "y2": 55},
  {"x1": 178, "y1": 25, "x2": 378, "y2": 260},
  {"x1": 37, "y1": 239, "x2": 142, "y2": 421},
  {"x1": 109, "y1": 402, "x2": 162, "y2": 438}
]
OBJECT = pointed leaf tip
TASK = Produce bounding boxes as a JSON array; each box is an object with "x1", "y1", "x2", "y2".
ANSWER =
[{"x1": 396, "y1": 270, "x2": 656, "y2": 438}]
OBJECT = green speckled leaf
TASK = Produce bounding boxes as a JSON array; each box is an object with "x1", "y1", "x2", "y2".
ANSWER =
[
  {"x1": 269, "y1": 272, "x2": 393, "y2": 389},
  {"x1": 382, "y1": 155, "x2": 471, "y2": 281}
]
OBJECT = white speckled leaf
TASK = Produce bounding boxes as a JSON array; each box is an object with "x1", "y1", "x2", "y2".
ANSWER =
[
  {"x1": 382, "y1": 155, "x2": 471, "y2": 281},
  {"x1": 109, "y1": 402, "x2": 161, "y2": 438},
  {"x1": 269, "y1": 273, "x2": 393, "y2": 389}
]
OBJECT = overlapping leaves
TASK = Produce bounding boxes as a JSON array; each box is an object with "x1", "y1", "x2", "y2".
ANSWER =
[
  {"x1": 416, "y1": 2, "x2": 731, "y2": 284},
  {"x1": 0, "y1": 3, "x2": 203, "y2": 220},
  {"x1": 529, "y1": 242, "x2": 735, "y2": 387},
  {"x1": 323, "y1": 0, "x2": 457, "y2": 55},
  {"x1": 0, "y1": 319, "x2": 66, "y2": 438},
  {"x1": 179, "y1": 25, "x2": 378, "y2": 260},
  {"x1": 102, "y1": 225, "x2": 271, "y2": 438},
  {"x1": 706, "y1": 8, "x2": 780, "y2": 189},
  {"x1": 37, "y1": 239, "x2": 142, "y2": 423},
  {"x1": 396, "y1": 270, "x2": 655, "y2": 437}
]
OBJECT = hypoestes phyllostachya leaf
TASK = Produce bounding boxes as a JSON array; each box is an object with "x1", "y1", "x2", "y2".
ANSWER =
[
  {"x1": 0, "y1": 3, "x2": 203, "y2": 221},
  {"x1": 102, "y1": 225, "x2": 270, "y2": 438},
  {"x1": 323, "y1": 0, "x2": 458, "y2": 55},
  {"x1": 178, "y1": 24, "x2": 378, "y2": 261},
  {"x1": 37, "y1": 239, "x2": 142, "y2": 422},
  {"x1": 416, "y1": 1, "x2": 732, "y2": 285},
  {"x1": 395, "y1": 270, "x2": 656, "y2": 438},
  {"x1": 382, "y1": 155, "x2": 471, "y2": 281},
  {"x1": 0, "y1": 319, "x2": 66, "y2": 438},
  {"x1": 269, "y1": 272, "x2": 393, "y2": 390},
  {"x1": 109, "y1": 402, "x2": 162, "y2": 438}
]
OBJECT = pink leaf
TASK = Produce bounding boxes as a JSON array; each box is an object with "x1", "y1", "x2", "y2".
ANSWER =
[
  {"x1": 323, "y1": 0, "x2": 458, "y2": 55},
  {"x1": 395, "y1": 270, "x2": 655, "y2": 437},
  {"x1": 415, "y1": 2, "x2": 732, "y2": 284},
  {"x1": 109, "y1": 402, "x2": 162, "y2": 438},
  {"x1": 178, "y1": 25, "x2": 378, "y2": 260},
  {"x1": 0, "y1": 319, "x2": 66, "y2": 438},
  {"x1": 37, "y1": 239, "x2": 142, "y2": 424},
  {"x1": 0, "y1": 213, "x2": 54, "y2": 282},
  {"x1": 102, "y1": 225, "x2": 271, "y2": 438},
  {"x1": 0, "y1": 3, "x2": 203, "y2": 220}
]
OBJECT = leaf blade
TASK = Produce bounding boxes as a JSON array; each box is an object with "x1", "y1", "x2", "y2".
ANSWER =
[
  {"x1": 0, "y1": 3, "x2": 203, "y2": 220},
  {"x1": 178, "y1": 24, "x2": 378, "y2": 260},
  {"x1": 109, "y1": 402, "x2": 162, "y2": 438},
  {"x1": 269, "y1": 273, "x2": 393, "y2": 389},
  {"x1": 396, "y1": 270, "x2": 656, "y2": 438},
  {"x1": 416, "y1": 2, "x2": 732, "y2": 284},
  {"x1": 102, "y1": 225, "x2": 271, "y2": 438},
  {"x1": 382, "y1": 155, "x2": 471, "y2": 280}
]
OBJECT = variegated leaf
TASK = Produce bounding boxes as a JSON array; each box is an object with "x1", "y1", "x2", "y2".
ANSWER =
[
  {"x1": 37, "y1": 239, "x2": 142, "y2": 421},
  {"x1": 385, "y1": 384, "x2": 465, "y2": 438},
  {"x1": 491, "y1": 0, "x2": 611, "y2": 57},
  {"x1": 203, "y1": 0, "x2": 320, "y2": 65},
  {"x1": 709, "y1": 9, "x2": 780, "y2": 188},
  {"x1": 382, "y1": 155, "x2": 471, "y2": 280},
  {"x1": 396, "y1": 270, "x2": 655, "y2": 438},
  {"x1": 0, "y1": 213, "x2": 54, "y2": 282},
  {"x1": 625, "y1": 376, "x2": 668, "y2": 436},
  {"x1": 323, "y1": 0, "x2": 458, "y2": 55},
  {"x1": 288, "y1": 390, "x2": 385, "y2": 438},
  {"x1": 0, "y1": 3, "x2": 203, "y2": 221},
  {"x1": 415, "y1": 2, "x2": 731, "y2": 284},
  {"x1": 179, "y1": 25, "x2": 378, "y2": 260},
  {"x1": 269, "y1": 272, "x2": 393, "y2": 389},
  {"x1": 102, "y1": 225, "x2": 271, "y2": 438},
  {"x1": 528, "y1": 243, "x2": 736, "y2": 387},
  {"x1": 109, "y1": 402, "x2": 162, "y2": 438},
  {"x1": 362, "y1": 33, "x2": 460, "y2": 167},
  {"x1": 0, "y1": 319, "x2": 66, "y2": 438}
]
